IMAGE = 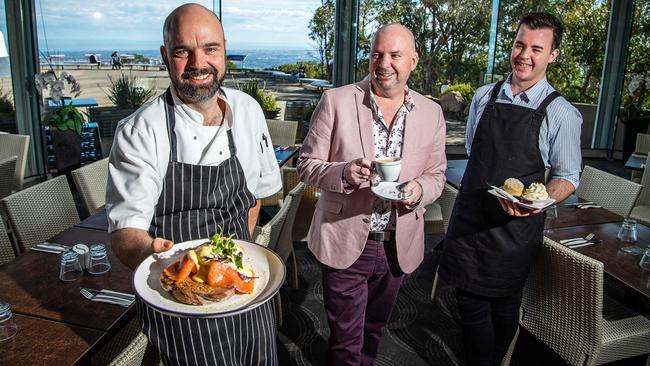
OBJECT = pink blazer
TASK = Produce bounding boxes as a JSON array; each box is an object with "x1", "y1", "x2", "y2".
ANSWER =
[{"x1": 297, "y1": 81, "x2": 447, "y2": 273}]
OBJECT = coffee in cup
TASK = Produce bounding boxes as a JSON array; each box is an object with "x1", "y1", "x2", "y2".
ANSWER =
[{"x1": 374, "y1": 157, "x2": 401, "y2": 182}]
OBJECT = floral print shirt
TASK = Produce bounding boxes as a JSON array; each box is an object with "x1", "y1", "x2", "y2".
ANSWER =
[{"x1": 368, "y1": 81, "x2": 415, "y2": 232}]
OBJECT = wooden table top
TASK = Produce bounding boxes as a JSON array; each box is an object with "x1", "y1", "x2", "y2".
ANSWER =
[
  {"x1": 545, "y1": 222, "x2": 650, "y2": 299},
  {"x1": 545, "y1": 195, "x2": 623, "y2": 229},
  {"x1": 0, "y1": 313, "x2": 104, "y2": 366},
  {"x1": 0, "y1": 227, "x2": 135, "y2": 331},
  {"x1": 76, "y1": 210, "x2": 109, "y2": 231}
]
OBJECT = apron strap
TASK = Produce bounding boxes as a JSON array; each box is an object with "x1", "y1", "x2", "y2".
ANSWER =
[
  {"x1": 533, "y1": 91, "x2": 561, "y2": 121},
  {"x1": 226, "y1": 129, "x2": 237, "y2": 155},
  {"x1": 163, "y1": 88, "x2": 178, "y2": 162}
]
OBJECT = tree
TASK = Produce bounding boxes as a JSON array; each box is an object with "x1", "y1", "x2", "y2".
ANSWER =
[{"x1": 309, "y1": 0, "x2": 335, "y2": 80}]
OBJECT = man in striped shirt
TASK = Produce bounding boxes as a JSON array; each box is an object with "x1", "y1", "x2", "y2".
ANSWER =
[{"x1": 438, "y1": 12, "x2": 582, "y2": 365}]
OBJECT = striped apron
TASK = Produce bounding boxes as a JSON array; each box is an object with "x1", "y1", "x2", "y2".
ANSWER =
[{"x1": 137, "y1": 89, "x2": 278, "y2": 366}]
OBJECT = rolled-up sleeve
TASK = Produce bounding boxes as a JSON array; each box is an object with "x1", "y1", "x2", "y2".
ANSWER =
[
  {"x1": 546, "y1": 101, "x2": 583, "y2": 188},
  {"x1": 106, "y1": 122, "x2": 163, "y2": 232}
]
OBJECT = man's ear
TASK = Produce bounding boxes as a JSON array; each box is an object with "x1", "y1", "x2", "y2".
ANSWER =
[
  {"x1": 160, "y1": 45, "x2": 168, "y2": 66},
  {"x1": 548, "y1": 48, "x2": 560, "y2": 64}
]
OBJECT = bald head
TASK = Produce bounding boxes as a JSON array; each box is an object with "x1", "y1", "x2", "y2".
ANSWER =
[
  {"x1": 163, "y1": 3, "x2": 224, "y2": 46},
  {"x1": 371, "y1": 24, "x2": 416, "y2": 54}
]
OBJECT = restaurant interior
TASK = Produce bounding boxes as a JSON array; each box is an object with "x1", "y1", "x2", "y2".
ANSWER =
[{"x1": 0, "y1": 0, "x2": 649, "y2": 365}]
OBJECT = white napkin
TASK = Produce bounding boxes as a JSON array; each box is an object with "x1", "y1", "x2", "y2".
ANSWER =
[{"x1": 30, "y1": 243, "x2": 69, "y2": 254}]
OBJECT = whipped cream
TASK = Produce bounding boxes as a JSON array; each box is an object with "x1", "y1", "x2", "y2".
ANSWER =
[{"x1": 523, "y1": 182, "x2": 549, "y2": 200}]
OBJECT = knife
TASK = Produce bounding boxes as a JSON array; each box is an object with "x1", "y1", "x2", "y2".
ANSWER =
[{"x1": 567, "y1": 240, "x2": 602, "y2": 248}]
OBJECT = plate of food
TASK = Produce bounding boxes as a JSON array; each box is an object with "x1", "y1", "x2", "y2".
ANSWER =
[
  {"x1": 133, "y1": 229, "x2": 286, "y2": 318},
  {"x1": 488, "y1": 178, "x2": 555, "y2": 210}
]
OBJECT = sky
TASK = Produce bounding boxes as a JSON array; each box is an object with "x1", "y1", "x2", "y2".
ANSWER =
[{"x1": 33, "y1": 0, "x2": 322, "y2": 51}]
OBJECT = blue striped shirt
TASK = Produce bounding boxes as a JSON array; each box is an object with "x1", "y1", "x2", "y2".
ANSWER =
[{"x1": 465, "y1": 76, "x2": 582, "y2": 188}]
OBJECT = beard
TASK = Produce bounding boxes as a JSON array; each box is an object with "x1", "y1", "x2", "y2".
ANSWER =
[{"x1": 173, "y1": 66, "x2": 225, "y2": 103}]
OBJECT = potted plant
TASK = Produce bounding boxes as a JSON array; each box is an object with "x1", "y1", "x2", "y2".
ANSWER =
[
  {"x1": 93, "y1": 73, "x2": 156, "y2": 137},
  {"x1": 35, "y1": 70, "x2": 85, "y2": 170},
  {"x1": 236, "y1": 79, "x2": 281, "y2": 119},
  {"x1": 0, "y1": 86, "x2": 16, "y2": 134}
]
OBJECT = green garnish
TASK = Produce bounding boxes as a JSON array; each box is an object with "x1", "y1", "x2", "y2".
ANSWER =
[{"x1": 210, "y1": 225, "x2": 243, "y2": 269}]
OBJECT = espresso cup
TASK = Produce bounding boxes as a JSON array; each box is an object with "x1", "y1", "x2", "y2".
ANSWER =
[{"x1": 374, "y1": 157, "x2": 401, "y2": 182}]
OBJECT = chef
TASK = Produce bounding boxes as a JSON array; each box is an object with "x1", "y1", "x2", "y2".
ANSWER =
[{"x1": 106, "y1": 4, "x2": 282, "y2": 365}]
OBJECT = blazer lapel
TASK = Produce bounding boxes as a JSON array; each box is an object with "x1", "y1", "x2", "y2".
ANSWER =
[
  {"x1": 400, "y1": 99, "x2": 419, "y2": 177},
  {"x1": 355, "y1": 81, "x2": 374, "y2": 159}
]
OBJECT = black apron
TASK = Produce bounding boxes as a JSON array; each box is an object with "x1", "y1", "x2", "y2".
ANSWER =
[
  {"x1": 137, "y1": 89, "x2": 277, "y2": 366},
  {"x1": 438, "y1": 80, "x2": 560, "y2": 297}
]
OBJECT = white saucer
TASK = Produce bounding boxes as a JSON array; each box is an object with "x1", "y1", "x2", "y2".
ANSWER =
[{"x1": 371, "y1": 181, "x2": 413, "y2": 201}]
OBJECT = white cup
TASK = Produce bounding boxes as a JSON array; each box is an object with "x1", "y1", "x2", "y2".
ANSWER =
[{"x1": 374, "y1": 157, "x2": 401, "y2": 182}]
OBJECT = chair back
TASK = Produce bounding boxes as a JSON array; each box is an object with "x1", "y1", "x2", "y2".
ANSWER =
[
  {"x1": 520, "y1": 238, "x2": 603, "y2": 366},
  {"x1": 0, "y1": 175, "x2": 80, "y2": 252},
  {"x1": 440, "y1": 183, "x2": 458, "y2": 233},
  {"x1": 576, "y1": 165, "x2": 642, "y2": 217},
  {"x1": 635, "y1": 133, "x2": 650, "y2": 154},
  {"x1": 266, "y1": 119, "x2": 298, "y2": 146},
  {"x1": 254, "y1": 194, "x2": 293, "y2": 249},
  {"x1": 275, "y1": 182, "x2": 305, "y2": 261},
  {"x1": 283, "y1": 168, "x2": 319, "y2": 241},
  {"x1": 0, "y1": 134, "x2": 30, "y2": 191},
  {"x1": 0, "y1": 156, "x2": 17, "y2": 199},
  {"x1": 635, "y1": 155, "x2": 650, "y2": 207},
  {"x1": 0, "y1": 219, "x2": 15, "y2": 265},
  {"x1": 71, "y1": 158, "x2": 109, "y2": 215}
]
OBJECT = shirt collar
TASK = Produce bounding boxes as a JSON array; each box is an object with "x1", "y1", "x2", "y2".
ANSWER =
[
  {"x1": 368, "y1": 78, "x2": 415, "y2": 116},
  {"x1": 501, "y1": 74, "x2": 550, "y2": 104}
]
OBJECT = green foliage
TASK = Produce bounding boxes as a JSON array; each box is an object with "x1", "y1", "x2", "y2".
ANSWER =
[
  {"x1": 236, "y1": 80, "x2": 278, "y2": 111},
  {"x1": 0, "y1": 87, "x2": 14, "y2": 114},
  {"x1": 104, "y1": 73, "x2": 156, "y2": 109},
  {"x1": 226, "y1": 60, "x2": 237, "y2": 69},
  {"x1": 442, "y1": 83, "x2": 476, "y2": 102},
  {"x1": 308, "y1": 0, "x2": 335, "y2": 80},
  {"x1": 132, "y1": 54, "x2": 150, "y2": 64},
  {"x1": 44, "y1": 104, "x2": 86, "y2": 135},
  {"x1": 276, "y1": 61, "x2": 324, "y2": 79}
]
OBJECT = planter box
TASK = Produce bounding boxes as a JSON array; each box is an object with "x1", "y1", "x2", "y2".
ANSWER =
[
  {"x1": 0, "y1": 113, "x2": 17, "y2": 134},
  {"x1": 50, "y1": 129, "x2": 82, "y2": 171},
  {"x1": 88, "y1": 106, "x2": 136, "y2": 138},
  {"x1": 263, "y1": 109, "x2": 281, "y2": 120}
]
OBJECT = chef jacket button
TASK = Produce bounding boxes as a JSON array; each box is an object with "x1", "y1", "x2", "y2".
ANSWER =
[
  {"x1": 362, "y1": 218, "x2": 370, "y2": 223},
  {"x1": 193, "y1": 136, "x2": 197, "y2": 140},
  {"x1": 219, "y1": 151, "x2": 223, "y2": 155}
]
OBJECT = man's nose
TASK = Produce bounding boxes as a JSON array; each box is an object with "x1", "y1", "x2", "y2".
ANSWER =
[
  {"x1": 187, "y1": 51, "x2": 204, "y2": 69},
  {"x1": 378, "y1": 54, "x2": 391, "y2": 68}
]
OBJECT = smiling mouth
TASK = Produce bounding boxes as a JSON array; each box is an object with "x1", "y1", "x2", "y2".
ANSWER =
[{"x1": 514, "y1": 60, "x2": 532, "y2": 69}]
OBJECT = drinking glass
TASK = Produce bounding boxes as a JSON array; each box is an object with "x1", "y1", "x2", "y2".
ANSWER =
[
  {"x1": 0, "y1": 302, "x2": 17, "y2": 342},
  {"x1": 640, "y1": 246, "x2": 650, "y2": 271},
  {"x1": 618, "y1": 219, "x2": 642, "y2": 255},
  {"x1": 87, "y1": 244, "x2": 111, "y2": 275},
  {"x1": 59, "y1": 250, "x2": 82, "y2": 281}
]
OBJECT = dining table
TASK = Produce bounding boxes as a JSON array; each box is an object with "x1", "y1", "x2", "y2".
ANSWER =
[
  {"x1": 275, "y1": 145, "x2": 300, "y2": 167},
  {"x1": 625, "y1": 152, "x2": 647, "y2": 171},
  {"x1": 0, "y1": 226, "x2": 135, "y2": 365}
]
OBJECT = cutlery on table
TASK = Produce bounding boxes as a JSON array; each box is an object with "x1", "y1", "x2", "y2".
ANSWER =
[
  {"x1": 566, "y1": 240, "x2": 603, "y2": 248},
  {"x1": 80, "y1": 288, "x2": 134, "y2": 307},
  {"x1": 560, "y1": 233, "x2": 595, "y2": 245},
  {"x1": 563, "y1": 201, "x2": 594, "y2": 207},
  {"x1": 30, "y1": 242, "x2": 70, "y2": 254},
  {"x1": 577, "y1": 204, "x2": 602, "y2": 209},
  {"x1": 82, "y1": 287, "x2": 135, "y2": 301}
]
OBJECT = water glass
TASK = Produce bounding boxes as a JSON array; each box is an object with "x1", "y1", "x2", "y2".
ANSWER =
[
  {"x1": 0, "y1": 303, "x2": 17, "y2": 342},
  {"x1": 87, "y1": 244, "x2": 111, "y2": 275},
  {"x1": 640, "y1": 247, "x2": 650, "y2": 271},
  {"x1": 618, "y1": 219, "x2": 642, "y2": 255},
  {"x1": 59, "y1": 250, "x2": 82, "y2": 281}
]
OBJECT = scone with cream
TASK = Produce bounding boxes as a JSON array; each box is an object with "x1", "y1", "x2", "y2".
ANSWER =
[
  {"x1": 503, "y1": 178, "x2": 524, "y2": 197},
  {"x1": 522, "y1": 182, "x2": 549, "y2": 201}
]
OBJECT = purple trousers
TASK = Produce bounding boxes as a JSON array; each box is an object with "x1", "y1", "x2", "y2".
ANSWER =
[{"x1": 321, "y1": 239, "x2": 404, "y2": 366}]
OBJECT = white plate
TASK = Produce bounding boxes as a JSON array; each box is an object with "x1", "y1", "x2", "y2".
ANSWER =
[
  {"x1": 487, "y1": 189, "x2": 555, "y2": 210},
  {"x1": 133, "y1": 239, "x2": 285, "y2": 318},
  {"x1": 371, "y1": 181, "x2": 413, "y2": 201}
]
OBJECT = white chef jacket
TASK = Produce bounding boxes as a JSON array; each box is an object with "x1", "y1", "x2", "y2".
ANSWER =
[{"x1": 106, "y1": 86, "x2": 282, "y2": 232}]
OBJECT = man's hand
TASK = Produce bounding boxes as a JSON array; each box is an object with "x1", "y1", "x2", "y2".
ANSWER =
[
  {"x1": 111, "y1": 228, "x2": 173, "y2": 270},
  {"x1": 399, "y1": 180, "x2": 423, "y2": 207},
  {"x1": 344, "y1": 158, "x2": 374, "y2": 186},
  {"x1": 497, "y1": 198, "x2": 542, "y2": 217},
  {"x1": 151, "y1": 237, "x2": 174, "y2": 253}
]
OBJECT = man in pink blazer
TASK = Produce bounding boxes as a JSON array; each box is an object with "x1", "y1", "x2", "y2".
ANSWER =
[{"x1": 297, "y1": 24, "x2": 447, "y2": 365}]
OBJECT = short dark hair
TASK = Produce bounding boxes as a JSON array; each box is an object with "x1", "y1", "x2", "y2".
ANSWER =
[{"x1": 517, "y1": 12, "x2": 565, "y2": 50}]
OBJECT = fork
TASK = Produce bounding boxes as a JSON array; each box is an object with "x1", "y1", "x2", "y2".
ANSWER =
[
  {"x1": 81, "y1": 287, "x2": 135, "y2": 301},
  {"x1": 560, "y1": 233, "x2": 595, "y2": 245},
  {"x1": 80, "y1": 288, "x2": 133, "y2": 307}
]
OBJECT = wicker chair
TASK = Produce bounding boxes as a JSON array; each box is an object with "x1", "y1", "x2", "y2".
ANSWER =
[
  {"x1": 266, "y1": 119, "x2": 298, "y2": 146},
  {"x1": 275, "y1": 182, "x2": 305, "y2": 290},
  {"x1": 517, "y1": 237, "x2": 650, "y2": 365},
  {"x1": 630, "y1": 155, "x2": 650, "y2": 226},
  {"x1": 430, "y1": 183, "x2": 459, "y2": 301},
  {"x1": 0, "y1": 156, "x2": 17, "y2": 199},
  {"x1": 71, "y1": 158, "x2": 109, "y2": 215},
  {"x1": 631, "y1": 134, "x2": 650, "y2": 182},
  {"x1": 0, "y1": 218, "x2": 15, "y2": 265},
  {"x1": 283, "y1": 168, "x2": 319, "y2": 241},
  {"x1": 576, "y1": 165, "x2": 642, "y2": 217},
  {"x1": 0, "y1": 133, "x2": 30, "y2": 191},
  {"x1": 91, "y1": 318, "x2": 159, "y2": 366},
  {"x1": 0, "y1": 175, "x2": 80, "y2": 253}
]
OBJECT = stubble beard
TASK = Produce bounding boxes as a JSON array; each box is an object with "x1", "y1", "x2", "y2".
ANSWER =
[{"x1": 173, "y1": 66, "x2": 225, "y2": 103}]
